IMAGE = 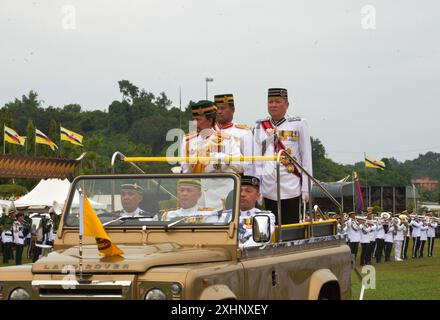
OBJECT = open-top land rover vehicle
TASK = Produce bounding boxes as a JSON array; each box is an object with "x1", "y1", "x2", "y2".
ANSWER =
[{"x1": 0, "y1": 152, "x2": 351, "y2": 300}]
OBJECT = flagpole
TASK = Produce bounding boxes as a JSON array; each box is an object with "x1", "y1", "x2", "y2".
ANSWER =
[
  {"x1": 364, "y1": 152, "x2": 368, "y2": 210},
  {"x1": 59, "y1": 124, "x2": 62, "y2": 158},
  {"x1": 3, "y1": 124, "x2": 5, "y2": 155},
  {"x1": 34, "y1": 129, "x2": 37, "y2": 157},
  {"x1": 352, "y1": 172, "x2": 356, "y2": 213},
  {"x1": 78, "y1": 189, "x2": 84, "y2": 282}
]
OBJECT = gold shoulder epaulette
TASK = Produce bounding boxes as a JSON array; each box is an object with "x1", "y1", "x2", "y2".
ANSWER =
[
  {"x1": 216, "y1": 131, "x2": 231, "y2": 139},
  {"x1": 235, "y1": 124, "x2": 250, "y2": 130},
  {"x1": 185, "y1": 131, "x2": 197, "y2": 140},
  {"x1": 198, "y1": 207, "x2": 215, "y2": 211}
]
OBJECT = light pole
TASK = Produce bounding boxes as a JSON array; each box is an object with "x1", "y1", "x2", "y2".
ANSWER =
[{"x1": 205, "y1": 77, "x2": 214, "y2": 99}]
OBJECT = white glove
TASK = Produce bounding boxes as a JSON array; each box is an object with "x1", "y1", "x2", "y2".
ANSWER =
[
  {"x1": 302, "y1": 192, "x2": 309, "y2": 203},
  {"x1": 213, "y1": 152, "x2": 228, "y2": 163}
]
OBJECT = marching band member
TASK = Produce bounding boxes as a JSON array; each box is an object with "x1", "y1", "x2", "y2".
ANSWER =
[
  {"x1": 367, "y1": 210, "x2": 376, "y2": 265},
  {"x1": 393, "y1": 217, "x2": 404, "y2": 262},
  {"x1": 359, "y1": 218, "x2": 371, "y2": 266},
  {"x1": 384, "y1": 219, "x2": 394, "y2": 262},
  {"x1": 375, "y1": 213, "x2": 386, "y2": 263},
  {"x1": 419, "y1": 219, "x2": 429, "y2": 258},
  {"x1": 347, "y1": 212, "x2": 360, "y2": 265},
  {"x1": 410, "y1": 216, "x2": 422, "y2": 258},
  {"x1": 426, "y1": 212, "x2": 437, "y2": 257},
  {"x1": 401, "y1": 210, "x2": 411, "y2": 259}
]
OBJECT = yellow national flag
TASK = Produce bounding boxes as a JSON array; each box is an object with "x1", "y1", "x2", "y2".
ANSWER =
[
  {"x1": 365, "y1": 156, "x2": 386, "y2": 170},
  {"x1": 35, "y1": 128, "x2": 58, "y2": 151},
  {"x1": 60, "y1": 126, "x2": 83, "y2": 146},
  {"x1": 4, "y1": 126, "x2": 26, "y2": 146},
  {"x1": 82, "y1": 194, "x2": 124, "y2": 257}
]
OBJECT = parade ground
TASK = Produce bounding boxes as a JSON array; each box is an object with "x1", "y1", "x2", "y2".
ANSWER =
[{"x1": 351, "y1": 245, "x2": 440, "y2": 300}]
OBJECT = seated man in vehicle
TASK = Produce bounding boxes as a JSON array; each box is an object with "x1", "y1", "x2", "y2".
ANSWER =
[
  {"x1": 239, "y1": 175, "x2": 275, "y2": 248},
  {"x1": 161, "y1": 179, "x2": 226, "y2": 222},
  {"x1": 114, "y1": 183, "x2": 158, "y2": 220}
]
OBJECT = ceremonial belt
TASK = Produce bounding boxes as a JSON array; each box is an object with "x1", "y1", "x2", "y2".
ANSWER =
[{"x1": 260, "y1": 120, "x2": 302, "y2": 180}]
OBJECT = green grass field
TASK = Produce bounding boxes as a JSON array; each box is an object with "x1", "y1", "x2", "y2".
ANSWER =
[
  {"x1": 2, "y1": 243, "x2": 439, "y2": 300},
  {"x1": 351, "y1": 244, "x2": 440, "y2": 300}
]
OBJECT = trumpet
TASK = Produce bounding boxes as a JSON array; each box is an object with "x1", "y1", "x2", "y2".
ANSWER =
[{"x1": 355, "y1": 217, "x2": 377, "y2": 225}]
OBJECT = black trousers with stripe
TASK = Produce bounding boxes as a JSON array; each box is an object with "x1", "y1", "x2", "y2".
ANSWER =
[
  {"x1": 412, "y1": 236, "x2": 421, "y2": 258},
  {"x1": 428, "y1": 237, "x2": 435, "y2": 257},
  {"x1": 419, "y1": 240, "x2": 426, "y2": 257},
  {"x1": 402, "y1": 236, "x2": 410, "y2": 259},
  {"x1": 360, "y1": 243, "x2": 370, "y2": 266},
  {"x1": 264, "y1": 197, "x2": 300, "y2": 225},
  {"x1": 375, "y1": 238, "x2": 384, "y2": 262},
  {"x1": 384, "y1": 242, "x2": 393, "y2": 261}
]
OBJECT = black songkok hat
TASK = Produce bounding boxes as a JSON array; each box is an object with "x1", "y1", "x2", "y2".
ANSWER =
[
  {"x1": 191, "y1": 100, "x2": 217, "y2": 116},
  {"x1": 214, "y1": 94, "x2": 234, "y2": 107},
  {"x1": 268, "y1": 88, "x2": 288, "y2": 99}
]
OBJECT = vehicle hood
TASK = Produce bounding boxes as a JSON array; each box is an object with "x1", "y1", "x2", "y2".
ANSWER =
[{"x1": 32, "y1": 242, "x2": 231, "y2": 274}]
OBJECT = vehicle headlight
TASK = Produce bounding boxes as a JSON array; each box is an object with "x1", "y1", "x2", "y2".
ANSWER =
[
  {"x1": 170, "y1": 283, "x2": 182, "y2": 295},
  {"x1": 145, "y1": 288, "x2": 167, "y2": 300},
  {"x1": 9, "y1": 288, "x2": 31, "y2": 300}
]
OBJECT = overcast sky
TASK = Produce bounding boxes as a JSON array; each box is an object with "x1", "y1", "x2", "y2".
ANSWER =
[{"x1": 1, "y1": 0, "x2": 439, "y2": 164}]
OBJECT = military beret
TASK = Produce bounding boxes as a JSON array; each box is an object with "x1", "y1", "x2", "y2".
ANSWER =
[
  {"x1": 268, "y1": 88, "x2": 288, "y2": 99},
  {"x1": 177, "y1": 178, "x2": 201, "y2": 189},
  {"x1": 214, "y1": 94, "x2": 234, "y2": 107},
  {"x1": 121, "y1": 183, "x2": 144, "y2": 194},
  {"x1": 191, "y1": 100, "x2": 217, "y2": 116},
  {"x1": 241, "y1": 175, "x2": 260, "y2": 188}
]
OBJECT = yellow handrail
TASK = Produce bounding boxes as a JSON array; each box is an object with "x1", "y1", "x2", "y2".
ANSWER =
[{"x1": 123, "y1": 155, "x2": 278, "y2": 163}]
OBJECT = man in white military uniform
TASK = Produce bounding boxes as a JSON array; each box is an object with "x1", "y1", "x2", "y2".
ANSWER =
[
  {"x1": 13, "y1": 212, "x2": 26, "y2": 265},
  {"x1": 115, "y1": 183, "x2": 158, "y2": 220},
  {"x1": 419, "y1": 219, "x2": 429, "y2": 258},
  {"x1": 162, "y1": 179, "x2": 228, "y2": 223},
  {"x1": 410, "y1": 217, "x2": 422, "y2": 258},
  {"x1": 374, "y1": 213, "x2": 386, "y2": 263},
  {"x1": 347, "y1": 212, "x2": 360, "y2": 265},
  {"x1": 426, "y1": 212, "x2": 437, "y2": 257},
  {"x1": 179, "y1": 100, "x2": 243, "y2": 174},
  {"x1": 214, "y1": 94, "x2": 254, "y2": 176},
  {"x1": 253, "y1": 88, "x2": 312, "y2": 224},
  {"x1": 359, "y1": 220, "x2": 372, "y2": 266},
  {"x1": 1, "y1": 207, "x2": 15, "y2": 264},
  {"x1": 384, "y1": 220, "x2": 394, "y2": 262},
  {"x1": 179, "y1": 100, "x2": 243, "y2": 209},
  {"x1": 238, "y1": 176, "x2": 275, "y2": 249},
  {"x1": 393, "y1": 217, "x2": 404, "y2": 262}
]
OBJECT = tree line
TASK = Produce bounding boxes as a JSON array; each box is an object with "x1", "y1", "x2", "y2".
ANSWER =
[{"x1": 1, "y1": 80, "x2": 439, "y2": 202}]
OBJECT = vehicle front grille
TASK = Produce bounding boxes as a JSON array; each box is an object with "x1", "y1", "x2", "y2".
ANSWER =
[{"x1": 32, "y1": 280, "x2": 132, "y2": 300}]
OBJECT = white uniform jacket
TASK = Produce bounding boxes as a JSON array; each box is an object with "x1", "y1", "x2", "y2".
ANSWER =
[
  {"x1": 215, "y1": 122, "x2": 254, "y2": 175},
  {"x1": 410, "y1": 220, "x2": 422, "y2": 237},
  {"x1": 239, "y1": 208, "x2": 276, "y2": 248},
  {"x1": 253, "y1": 115, "x2": 312, "y2": 200},
  {"x1": 179, "y1": 128, "x2": 243, "y2": 174}
]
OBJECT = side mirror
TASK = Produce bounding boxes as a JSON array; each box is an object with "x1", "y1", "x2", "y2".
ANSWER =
[{"x1": 252, "y1": 215, "x2": 271, "y2": 243}]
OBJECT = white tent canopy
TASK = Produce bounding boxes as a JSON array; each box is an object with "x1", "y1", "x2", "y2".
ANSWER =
[
  {"x1": 14, "y1": 179, "x2": 105, "y2": 211},
  {"x1": 14, "y1": 179, "x2": 70, "y2": 209}
]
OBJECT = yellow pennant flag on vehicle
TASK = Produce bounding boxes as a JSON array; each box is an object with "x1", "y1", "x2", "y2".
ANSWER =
[
  {"x1": 80, "y1": 193, "x2": 124, "y2": 257},
  {"x1": 60, "y1": 126, "x2": 83, "y2": 146}
]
